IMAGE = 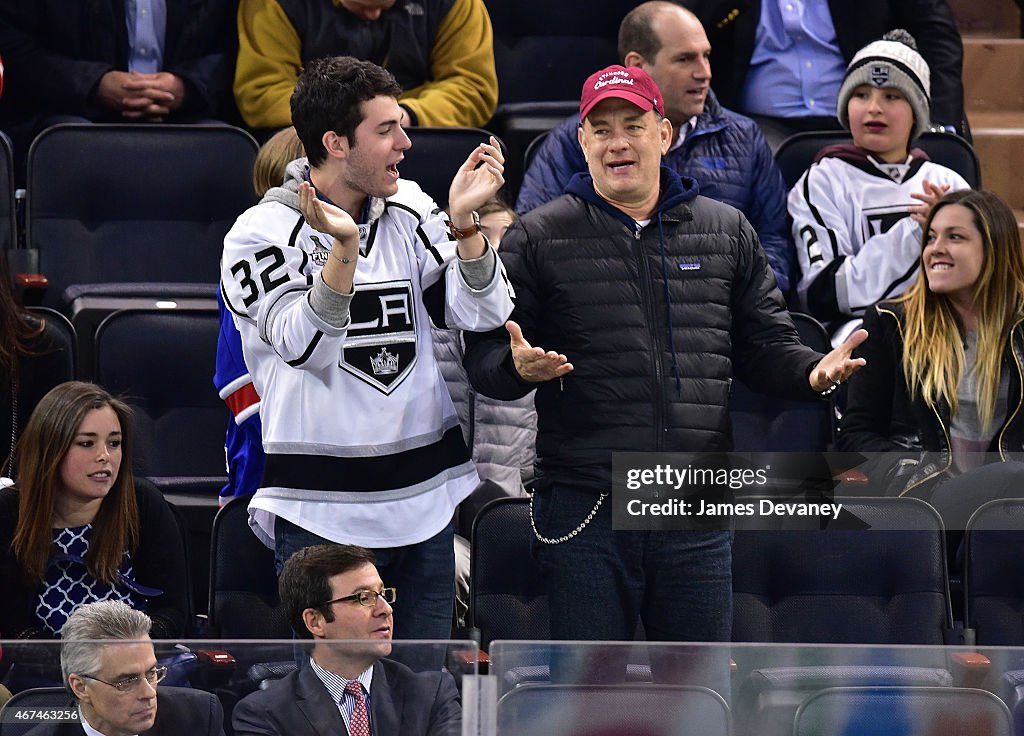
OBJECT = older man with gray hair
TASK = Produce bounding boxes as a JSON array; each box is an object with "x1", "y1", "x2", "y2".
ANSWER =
[{"x1": 25, "y1": 600, "x2": 224, "y2": 736}]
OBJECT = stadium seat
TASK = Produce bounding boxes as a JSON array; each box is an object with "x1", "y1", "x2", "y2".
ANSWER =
[
  {"x1": 964, "y1": 499, "x2": 1024, "y2": 645},
  {"x1": 522, "y1": 130, "x2": 553, "y2": 178},
  {"x1": 730, "y1": 312, "x2": 834, "y2": 452},
  {"x1": 490, "y1": 102, "x2": 578, "y2": 204},
  {"x1": 25, "y1": 123, "x2": 257, "y2": 312},
  {"x1": 26, "y1": 307, "x2": 75, "y2": 380},
  {"x1": 483, "y1": 0, "x2": 632, "y2": 200},
  {"x1": 963, "y1": 499, "x2": 1024, "y2": 724},
  {"x1": 0, "y1": 687, "x2": 72, "y2": 736},
  {"x1": 794, "y1": 685, "x2": 1011, "y2": 736},
  {"x1": 401, "y1": 127, "x2": 503, "y2": 208},
  {"x1": 93, "y1": 307, "x2": 227, "y2": 484},
  {"x1": 731, "y1": 496, "x2": 957, "y2": 736},
  {"x1": 496, "y1": 683, "x2": 731, "y2": 736},
  {"x1": 0, "y1": 130, "x2": 15, "y2": 252},
  {"x1": 775, "y1": 130, "x2": 982, "y2": 190},
  {"x1": 207, "y1": 496, "x2": 288, "y2": 640},
  {"x1": 65, "y1": 282, "x2": 218, "y2": 381},
  {"x1": 1, "y1": 308, "x2": 76, "y2": 473},
  {"x1": 469, "y1": 497, "x2": 549, "y2": 649}
]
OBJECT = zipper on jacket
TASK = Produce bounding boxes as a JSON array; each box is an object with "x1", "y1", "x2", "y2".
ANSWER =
[
  {"x1": 879, "y1": 308, "x2": 952, "y2": 496},
  {"x1": 900, "y1": 399, "x2": 952, "y2": 497},
  {"x1": 633, "y1": 225, "x2": 666, "y2": 450},
  {"x1": 997, "y1": 318, "x2": 1024, "y2": 460}
]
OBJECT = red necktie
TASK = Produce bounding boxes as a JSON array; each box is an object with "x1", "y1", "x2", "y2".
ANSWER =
[{"x1": 345, "y1": 680, "x2": 370, "y2": 736}]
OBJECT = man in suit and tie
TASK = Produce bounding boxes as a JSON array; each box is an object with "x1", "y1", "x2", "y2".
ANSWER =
[
  {"x1": 25, "y1": 600, "x2": 224, "y2": 736},
  {"x1": 231, "y1": 544, "x2": 461, "y2": 736}
]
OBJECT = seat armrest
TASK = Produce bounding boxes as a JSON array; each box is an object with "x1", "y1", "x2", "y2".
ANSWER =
[{"x1": 951, "y1": 651, "x2": 990, "y2": 688}]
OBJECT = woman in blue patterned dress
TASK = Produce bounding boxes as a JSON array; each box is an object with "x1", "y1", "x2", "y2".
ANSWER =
[{"x1": 0, "y1": 382, "x2": 188, "y2": 643}]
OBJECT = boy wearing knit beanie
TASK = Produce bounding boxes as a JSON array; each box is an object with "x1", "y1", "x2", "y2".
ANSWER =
[{"x1": 789, "y1": 30, "x2": 971, "y2": 345}]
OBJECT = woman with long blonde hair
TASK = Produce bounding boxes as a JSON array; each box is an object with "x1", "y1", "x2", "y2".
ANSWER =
[{"x1": 840, "y1": 189, "x2": 1024, "y2": 523}]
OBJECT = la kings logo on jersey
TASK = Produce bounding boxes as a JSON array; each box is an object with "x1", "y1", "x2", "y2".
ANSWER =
[
  {"x1": 863, "y1": 203, "x2": 912, "y2": 238},
  {"x1": 341, "y1": 280, "x2": 417, "y2": 394}
]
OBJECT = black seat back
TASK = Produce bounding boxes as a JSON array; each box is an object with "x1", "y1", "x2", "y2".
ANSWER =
[
  {"x1": 730, "y1": 312, "x2": 834, "y2": 452},
  {"x1": 208, "y1": 496, "x2": 289, "y2": 639},
  {"x1": 733, "y1": 496, "x2": 952, "y2": 644},
  {"x1": 469, "y1": 497, "x2": 549, "y2": 647},
  {"x1": 402, "y1": 127, "x2": 502, "y2": 208},
  {"x1": 26, "y1": 124, "x2": 257, "y2": 309},
  {"x1": 776, "y1": 130, "x2": 981, "y2": 190},
  {"x1": 0, "y1": 130, "x2": 15, "y2": 251},
  {"x1": 93, "y1": 307, "x2": 225, "y2": 480}
]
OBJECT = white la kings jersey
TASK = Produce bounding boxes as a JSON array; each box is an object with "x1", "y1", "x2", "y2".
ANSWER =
[
  {"x1": 789, "y1": 150, "x2": 970, "y2": 323},
  {"x1": 220, "y1": 170, "x2": 514, "y2": 549}
]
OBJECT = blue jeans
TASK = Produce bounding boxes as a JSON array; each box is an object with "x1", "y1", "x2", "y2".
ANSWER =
[
  {"x1": 274, "y1": 516, "x2": 455, "y2": 661},
  {"x1": 532, "y1": 484, "x2": 733, "y2": 688}
]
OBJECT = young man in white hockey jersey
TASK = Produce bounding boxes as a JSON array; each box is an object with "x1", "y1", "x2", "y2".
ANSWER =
[
  {"x1": 219, "y1": 55, "x2": 514, "y2": 646},
  {"x1": 789, "y1": 30, "x2": 970, "y2": 345}
]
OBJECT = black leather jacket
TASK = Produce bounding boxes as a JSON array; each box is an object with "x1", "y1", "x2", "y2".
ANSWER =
[
  {"x1": 839, "y1": 301, "x2": 1024, "y2": 497},
  {"x1": 465, "y1": 167, "x2": 822, "y2": 491}
]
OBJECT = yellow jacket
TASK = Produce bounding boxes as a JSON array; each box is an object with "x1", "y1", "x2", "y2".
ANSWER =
[{"x1": 234, "y1": 0, "x2": 498, "y2": 130}]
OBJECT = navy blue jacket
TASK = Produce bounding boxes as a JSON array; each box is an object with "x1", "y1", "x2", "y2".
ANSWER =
[{"x1": 515, "y1": 91, "x2": 795, "y2": 293}]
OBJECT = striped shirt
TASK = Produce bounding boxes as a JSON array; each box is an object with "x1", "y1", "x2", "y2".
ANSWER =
[{"x1": 309, "y1": 657, "x2": 375, "y2": 733}]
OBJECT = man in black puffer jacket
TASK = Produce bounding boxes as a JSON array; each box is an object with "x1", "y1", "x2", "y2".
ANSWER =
[{"x1": 465, "y1": 64, "x2": 867, "y2": 649}]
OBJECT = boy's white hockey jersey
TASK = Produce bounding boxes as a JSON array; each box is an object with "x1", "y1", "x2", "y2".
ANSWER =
[
  {"x1": 790, "y1": 144, "x2": 970, "y2": 325},
  {"x1": 220, "y1": 160, "x2": 514, "y2": 548}
]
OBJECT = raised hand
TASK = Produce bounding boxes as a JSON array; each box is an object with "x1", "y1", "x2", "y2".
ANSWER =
[
  {"x1": 909, "y1": 179, "x2": 951, "y2": 226},
  {"x1": 507, "y1": 320, "x2": 573, "y2": 383},
  {"x1": 298, "y1": 181, "x2": 359, "y2": 243},
  {"x1": 810, "y1": 328, "x2": 868, "y2": 394},
  {"x1": 448, "y1": 136, "x2": 505, "y2": 217}
]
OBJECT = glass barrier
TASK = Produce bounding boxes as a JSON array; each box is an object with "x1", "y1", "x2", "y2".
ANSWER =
[
  {"x1": 0, "y1": 639, "x2": 477, "y2": 736},
  {"x1": 2, "y1": 638, "x2": 1023, "y2": 735},
  {"x1": 486, "y1": 641, "x2": 1021, "y2": 736}
]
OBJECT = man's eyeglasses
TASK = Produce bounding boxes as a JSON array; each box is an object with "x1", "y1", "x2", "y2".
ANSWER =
[
  {"x1": 318, "y1": 588, "x2": 397, "y2": 608},
  {"x1": 81, "y1": 665, "x2": 168, "y2": 693}
]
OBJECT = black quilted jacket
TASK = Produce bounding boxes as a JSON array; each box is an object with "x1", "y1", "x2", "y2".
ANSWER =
[{"x1": 465, "y1": 167, "x2": 823, "y2": 491}]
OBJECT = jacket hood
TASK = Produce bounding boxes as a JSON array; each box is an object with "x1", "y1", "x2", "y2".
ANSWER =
[
  {"x1": 564, "y1": 166, "x2": 699, "y2": 228},
  {"x1": 260, "y1": 157, "x2": 306, "y2": 208},
  {"x1": 814, "y1": 143, "x2": 931, "y2": 166},
  {"x1": 260, "y1": 158, "x2": 387, "y2": 224},
  {"x1": 813, "y1": 144, "x2": 932, "y2": 183}
]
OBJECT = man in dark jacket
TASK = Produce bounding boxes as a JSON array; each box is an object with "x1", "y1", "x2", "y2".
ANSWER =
[
  {"x1": 680, "y1": 0, "x2": 966, "y2": 146},
  {"x1": 465, "y1": 64, "x2": 866, "y2": 650},
  {"x1": 0, "y1": 0, "x2": 237, "y2": 183},
  {"x1": 232, "y1": 544, "x2": 460, "y2": 736},
  {"x1": 26, "y1": 600, "x2": 224, "y2": 736},
  {"x1": 517, "y1": 2, "x2": 795, "y2": 294}
]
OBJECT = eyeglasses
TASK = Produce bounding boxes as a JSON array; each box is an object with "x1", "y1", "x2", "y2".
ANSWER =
[
  {"x1": 81, "y1": 665, "x2": 168, "y2": 693},
  {"x1": 318, "y1": 588, "x2": 397, "y2": 608}
]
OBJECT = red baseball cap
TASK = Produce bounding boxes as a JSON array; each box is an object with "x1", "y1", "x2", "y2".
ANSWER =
[{"x1": 579, "y1": 65, "x2": 665, "y2": 120}]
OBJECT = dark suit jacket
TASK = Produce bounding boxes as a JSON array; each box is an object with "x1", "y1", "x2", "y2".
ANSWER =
[
  {"x1": 232, "y1": 659, "x2": 461, "y2": 736},
  {"x1": 23, "y1": 686, "x2": 224, "y2": 736},
  {"x1": 0, "y1": 0, "x2": 236, "y2": 121},
  {"x1": 681, "y1": 0, "x2": 966, "y2": 133}
]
